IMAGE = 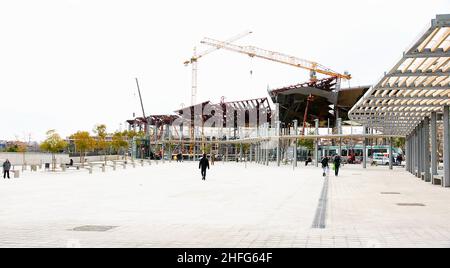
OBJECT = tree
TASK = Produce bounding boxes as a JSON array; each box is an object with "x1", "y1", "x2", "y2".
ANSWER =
[
  {"x1": 123, "y1": 130, "x2": 145, "y2": 160},
  {"x1": 16, "y1": 142, "x2": 27, "y2": 166},
  {"x1": 70, "y1": 131, "x2": 95, "y2": 166},
  {"x1": 94, "y1": 124, "x2": 109, "y2": 164},
  {"x1": 393, "y1": 137, "x2": 406, "y2": 151},
  {"x1": 298, "y1": 138, "x2": 314, "y2": 151},
  {"x1": 111, "y1": 131, "x2": 128, "y2": 160},
  {"x1": 40, "y1": 130, "x2": 68, "y2": 171}
]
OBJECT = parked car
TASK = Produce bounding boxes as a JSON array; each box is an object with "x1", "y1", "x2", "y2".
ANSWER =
[{"x1": 371, "y1": 152, "x2": 398, "y2": 166}]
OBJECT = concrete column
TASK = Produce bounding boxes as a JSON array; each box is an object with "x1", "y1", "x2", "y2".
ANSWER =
[
  {"x1": 409, "y1": 135, "x2": 412, "y2": 173},
  {"x1": 363, "y1": 126, "x2": 367, "y2": 169},
  {"x1": 257, "y1": 143, "x2": 260, "y2": 164},
  {"x1": 416, "y1": 125, "x2": 421, "y2": 178},
  {"x1": 337, "y1": 118, "x2": 342, "y2": 157},
  {"x1": 389, "y1": 137, "x2": 393, "y2": 170},
  {"x1": 261, "y1": 142, "x2": 264, "y2": 165},
  {"x1": 276, "y1": 121, "x2": 281, "y2": 167},
  {"x1": 255, "y1": 143, "x2": 258, "y2": 163},
  {"x1": 423, "y1": 117, "x2": 431, "y2": 182},
  {"x1": 314, "y1": 119, "x2": 319, "y2": 167},
  {"x1": 225, "y1": 145, "x2": 228, "y2": 162},
  {"x1": 259, "y1": 142, "x2": 262, "y2": 165},
  {"x1": 266, "y1": 123, "x2": 270, "y2": 166},
  {"x1": 407, "y1": 135, "x2": 411, "y2": 173},
  {"x1": 444, "y1": 106, "x2": 450, "y2": 187},
  {"x1": 410, "y1": 134, "x2": 413, "y2": 173},
  {"x1": 168, "y1": 125, "x2": 172, "y2": 163},
  {"x1": 154, "y1": 125, "x2": 158, "y2": 161},
  {"x1": 411, "y1": 134, "x2": 414, "y2": 174},
  {"x1": 406, "y1": 135, "x2": 409, "y2": 172},
  {"x1": 259, "y1": 143, "x2": 261, "y2": 164},
  {"x1": 431, "y1": 112, "x2": 438, "y2": 176},
  {"x1": 412, "y1": 134, "x2": 415, "y2": 173},
  {"x1": 293, "y1": 120, "x2": 298, "y2": 168},
  {"x1": 240, "y1": 143, "x2": 243, "y2": 162},
  {"x1": 249, "y1": 144, "x2": 253, "y2": 163},
  {"x1": 414, "y1": 126, "x2": 418, "y2": 176},
  {"x1": 193, "y1": 127, "x2": 197, "y2": 162},
  {"x1": 421, "y1": 121, "x2": 426, "y2": 180}
]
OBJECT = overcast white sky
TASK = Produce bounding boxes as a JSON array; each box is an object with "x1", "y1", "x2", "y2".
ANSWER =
[{"x1": 0, "y1": 0, "x2": 448, "y2": 141}]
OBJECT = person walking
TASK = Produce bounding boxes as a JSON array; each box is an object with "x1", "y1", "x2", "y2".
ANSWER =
[
  {"x1": 199, "y1": 153, "x2": 210, "y2": 181},
  {"x1": 3, "y1": 159, "x2": 11, "y2": 179},
  {"x1": 321, "y1": 156, "x2": 329, "y2": 177},
  {"x1": 333, "y1": 155, "x2": 342, "y2": 177},
  {"x1": 396, "y1": 154, "x2": 403, "y2": 166}
]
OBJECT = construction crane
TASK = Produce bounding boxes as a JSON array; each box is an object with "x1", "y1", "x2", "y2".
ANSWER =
[
  {"x1": 302, "y1": 94, "x2": 315, "y2": 135},
  {"x1": 184, "y1": 31, "x2": 252, "y2": 106},
  {"x1": 200, "y1": 37, "x2": 351, "y2": 81},
  {"x1": 135, "y1": 78, "x2": 146, "y2": 121},
  {"x1": 200, "y1": 37, "x2": 352, "y2": 134}
]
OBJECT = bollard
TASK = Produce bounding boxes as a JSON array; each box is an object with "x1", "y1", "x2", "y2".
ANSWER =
[
  {"x1": 112, "y1": 164, "x2": 116, "y2": 171},
  {"x1": 102, "y1": 165, "x2": 106, "y2": 172},
  {"x1": 14, "y1": 170, "x2": 20, "y2": 178},
  {"x1": 61, "y1": 165, "x2": 66, "y2": 172}
]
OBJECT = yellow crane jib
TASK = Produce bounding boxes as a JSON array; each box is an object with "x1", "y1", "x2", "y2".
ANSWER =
[{"x1": 200, "y1": 37, "x2": 351, "y2": 81}]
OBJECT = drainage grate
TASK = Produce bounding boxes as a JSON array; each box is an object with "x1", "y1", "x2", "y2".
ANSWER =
[
  {"x1": 312, "y1": 176, "x2": 329, "y2": 229},
  {"x1": 381, "y1": 192, "x2": 401, "y2": 195},
  {"x1": 70, "y1": 225, "x2": 118, "y2": 232},
  {"x1": 396, "y1": 203, "x2": 426, "y2": 207}
]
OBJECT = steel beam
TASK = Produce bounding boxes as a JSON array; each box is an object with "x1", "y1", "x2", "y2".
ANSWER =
[
  {"x1": 405, "y1": 50, "x2": 449, "y2": 58},
  {"x1": 386, "y1": 71, "x2": 450, "y2": 78}
]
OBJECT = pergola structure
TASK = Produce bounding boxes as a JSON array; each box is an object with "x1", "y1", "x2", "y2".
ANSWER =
[{"x1": 349, "y1": 14, "x2": 450, "y2": 187}]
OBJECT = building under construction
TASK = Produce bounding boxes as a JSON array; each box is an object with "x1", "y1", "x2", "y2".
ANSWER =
[{"x1": 268, "y1": 77, "x2": 370, "y2": 130}]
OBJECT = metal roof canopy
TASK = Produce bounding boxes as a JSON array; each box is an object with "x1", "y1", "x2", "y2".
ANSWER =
[{"x1": 349, "y1": 14, "x2": 450, "y2": 136}]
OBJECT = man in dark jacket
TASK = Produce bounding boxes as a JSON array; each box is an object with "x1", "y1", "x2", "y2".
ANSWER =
[
  {"x1": 396, "y1": 154, "x2": 403, "y2": 166},
  {"x1": 321, "y1": 156, "x2": 329, "y2": 177},
  {"x1": 3, "y1": 159, "x2": 11, "y2": 179},
  {"x1": 199, "y1": 153, "x2": 210, "y2": 181},
  {"x1": 333, "y1": 155, "x2": 342, "y2": 177}
]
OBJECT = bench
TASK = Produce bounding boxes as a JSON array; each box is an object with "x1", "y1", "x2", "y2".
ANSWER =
[
  {"x1": 433, "y1": 175, "x2": 444, "y2": 186},
  {"x1": 108, "y1": 163, "x2": 117, "y2": 171},
  {"x1": 88, "y1": 163, "x2": 107, "y2": 173},
  {"x1": 10, "y1": 170, "x2": 20, "y2": 178},
  {"x1": 112, "y1": 160, "x2": 127, "y2": 169}
]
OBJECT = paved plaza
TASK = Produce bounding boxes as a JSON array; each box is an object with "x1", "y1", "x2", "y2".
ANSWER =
[{"x1": 1, "y1": 161, "x2": 450, "y2": 248}]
